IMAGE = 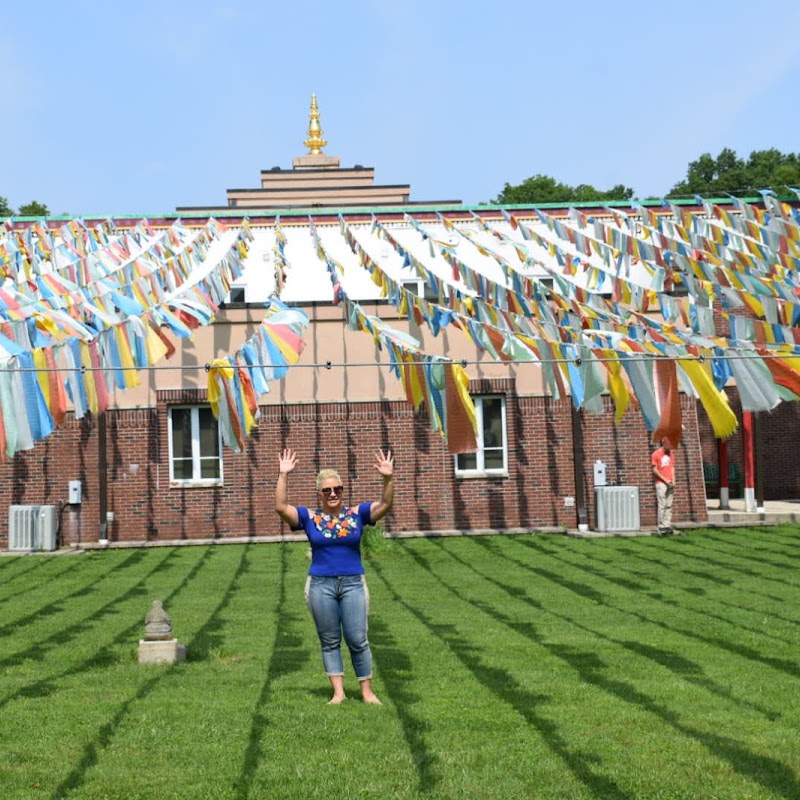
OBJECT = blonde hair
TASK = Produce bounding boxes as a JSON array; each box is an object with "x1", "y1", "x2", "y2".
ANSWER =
[{"x1": 316, "y1": 469, "x2": 342, "y2": 492}]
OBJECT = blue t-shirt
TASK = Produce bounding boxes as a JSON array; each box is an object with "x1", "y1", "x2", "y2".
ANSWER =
[{"x1": 294, "y1": 501, "x2": 373, "y2": 576}]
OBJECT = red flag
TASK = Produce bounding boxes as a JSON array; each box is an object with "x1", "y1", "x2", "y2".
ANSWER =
[{"x1": 652, "y1": 359, "x2": 682, "y2": 448}]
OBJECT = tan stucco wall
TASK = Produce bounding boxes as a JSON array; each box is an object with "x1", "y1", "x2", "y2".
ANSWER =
[
  {"x1": 260, "y1": 171, "x2": 376, "y2": 190},
  {"x1": 108, "y1": 303, "x2": 545, "y2": 409},
  {"x1": 227, "y1": 186, "x2": 410, "y2": 207}
]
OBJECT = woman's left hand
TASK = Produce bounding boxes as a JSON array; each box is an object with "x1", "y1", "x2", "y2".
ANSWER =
[{"x1": 374, "y1": 449, "x2": 394, "y2": 478}]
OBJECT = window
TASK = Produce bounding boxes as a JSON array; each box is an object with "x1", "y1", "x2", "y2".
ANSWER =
[
  {"x1": 401, "y1": 278, "x2": 424, "y2": 296},
  {"x1": 168, "y1": 406, "x2": 222, "y2": 483},
  {"x1": 227, "y1": 286, "x2": 246, "y2": 304},
  {"x1": 455, "y1": 396, "x2": 507, "y2": 475},
  {"x1": 401, "y1": 278, "x2": 440, "y2": 303}
]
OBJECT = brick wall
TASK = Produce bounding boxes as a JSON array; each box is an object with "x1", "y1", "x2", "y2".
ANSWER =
[
  {"x1": 0, "y1": 391, "x2": 712, "y2": 548},
  {"x1": 578, "y1": 394, "x2": 708, "y2": 528},
  {"x1": 697, "y1": 388, "x2": 800, "y2": 499}
]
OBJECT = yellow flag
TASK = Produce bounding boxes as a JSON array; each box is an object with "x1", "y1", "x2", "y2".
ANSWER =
[
  {"x1": 680, "y1": 359, "x2": 738, "y2": 438},
  {"x1": 206, "y1": 359, "x2": 233, "y2": 417},
  {"x1": 600, "y1": 351, "x2": 629, "y2": 422},
  {"x1": 144, "y1": 322, "x2": 168, "y2": 364},
  {"x1": 34, "y1": 349, "x2": 50, "y2": 406},
  {"x1": 451, "y1": 362, "x2": 478, "y2": 433},
  {"x1": 79, "y1": 341, "x2": 99, "y2": 415}
]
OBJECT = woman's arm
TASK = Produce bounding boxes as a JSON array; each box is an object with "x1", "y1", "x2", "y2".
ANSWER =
[
  {"x1": 370, "y1": 449, "x2": 394, "y2": 523},
  {"x1": 275, "y1": 449, "x2": 300, "y2": 528}
]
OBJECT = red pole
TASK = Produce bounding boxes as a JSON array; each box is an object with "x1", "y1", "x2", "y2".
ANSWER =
[{"x1": 742, "y1": 411, "x2": 756, "y2": 512}]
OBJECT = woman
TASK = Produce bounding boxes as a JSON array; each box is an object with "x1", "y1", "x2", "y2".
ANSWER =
[{"x1": 275, "y1": 447, "x2": 394, "y2": 705}]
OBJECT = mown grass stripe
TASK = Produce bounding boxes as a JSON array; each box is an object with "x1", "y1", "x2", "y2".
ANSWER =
[
  {"x1": 371, "y1": 554, "x2": 639, "y2": 800},
  {"x1": 1, "y1": 531, "x2": 798, "y2": 800}
]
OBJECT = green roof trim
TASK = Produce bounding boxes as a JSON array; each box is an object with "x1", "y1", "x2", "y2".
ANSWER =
[{"x1": 1, "y1": 195, "x2": 795, "y2": 223}]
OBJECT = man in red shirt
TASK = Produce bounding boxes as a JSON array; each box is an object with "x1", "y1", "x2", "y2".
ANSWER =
[{"x1": 651, "y1": 439, "x2": 675, "y2": 534}]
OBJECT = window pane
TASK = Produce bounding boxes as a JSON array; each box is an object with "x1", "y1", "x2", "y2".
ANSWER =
[
  {"x1": 200, "y1": 458, "x2": 221, "y2": 479},
  {"x1": 173, "y1": 458, "x2": 193, "y2": 480},
  {"x1": 171, "y1": 409, "x2": 192, "y2": 459},
  {"x1": 198, "y1": 408, "x2": 220, "y2": 458},
  {"x1": 457, "y1": 452, "x2": 477, "y2": 471},
  {"x1": 482, "y1": 398, "x2": 503, "y2": 448},
  {"x1": 484, "y1": 449, "x2": 504, "y2": 470}
]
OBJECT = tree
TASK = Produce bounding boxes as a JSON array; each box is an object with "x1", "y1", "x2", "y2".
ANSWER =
[
  {"x1": 0, "y1": 196, "x2": 11, "y2": 216},
  {"x1": 668, "y1": 148, "x2": 800, "y2": 198},
  {"x1": 492, "y1": 174, "x2": 634, "y2": 205},
  {"x1": 17, "y1": 200, "x2": 49, "y2": 217}
]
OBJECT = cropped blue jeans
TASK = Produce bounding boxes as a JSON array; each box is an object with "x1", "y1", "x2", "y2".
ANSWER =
[{"x1": 305, "y1": 574, "x2": 372, "y2": 679}]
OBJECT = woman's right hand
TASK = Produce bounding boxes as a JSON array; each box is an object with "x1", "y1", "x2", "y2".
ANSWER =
[{"x1": 278, "y1": 449, "x2": 298, "y2": 474}]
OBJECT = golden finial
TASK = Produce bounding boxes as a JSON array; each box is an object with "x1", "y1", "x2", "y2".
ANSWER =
[{"x1": 303, "y1": 94, "x2": 327, "y2": 155}]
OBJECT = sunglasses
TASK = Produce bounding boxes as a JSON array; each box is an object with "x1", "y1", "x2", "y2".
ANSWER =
[{"x1": 320, "y1": 485, "x2": 344, "y2": 497}]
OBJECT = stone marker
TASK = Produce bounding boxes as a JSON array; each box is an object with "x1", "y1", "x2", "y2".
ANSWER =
[{"x1": 138, "y1": 600, "x2": 186, "y2": 664}]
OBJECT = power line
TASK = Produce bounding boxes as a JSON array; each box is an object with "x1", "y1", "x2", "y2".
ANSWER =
[{"x1": 0, "y1": 350, "x2": 791, "y2": 374}]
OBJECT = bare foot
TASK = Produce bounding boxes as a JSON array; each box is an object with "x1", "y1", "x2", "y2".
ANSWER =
[
  {"x1": 328, "y1": 694, "x2": 346, "y2": 705},
  {"x1": 362, "y1": 693, "x2": 382, "y2": 705}
]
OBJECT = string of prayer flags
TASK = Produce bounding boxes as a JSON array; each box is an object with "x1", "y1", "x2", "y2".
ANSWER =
[
  {"x1": 0, "y1": 217, "x2": 252, "y2": 457},
  {"x1": 277, "y1": 217, "x2": 477, "y2": 451},
  {"x1": 203, "y1": 296, "x2": 309, "y2": 451}
]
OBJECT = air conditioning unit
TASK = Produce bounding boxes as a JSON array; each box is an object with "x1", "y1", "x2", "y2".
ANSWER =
[
  {"x1": 595, "y1": 486, "x2": 640, "y2": 532},
  {"x1": 8, "y1": 505, "x2": 58, "y2": 551}
]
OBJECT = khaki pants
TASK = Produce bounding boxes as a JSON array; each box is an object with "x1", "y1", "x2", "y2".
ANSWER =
[{"x1": 655, "y1": 481, "x2": 674, "y2": 529}]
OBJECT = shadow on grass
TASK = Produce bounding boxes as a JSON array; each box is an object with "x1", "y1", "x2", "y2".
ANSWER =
[
  {"x1": 368, "y1": 616, "x2": 437, "y2": 794},
  {"x1": 0, "y1": 549, "x2": 149, "y2": 638},
  {"x1": 687, "y1": 532, "x2": 800, "y2": 574},
  {"x1": 0, "y1": 557, "x2": 87, "y2": 605},
  {"x1": 606, "y1": 542, "x2": 800, "y2": 622},
  {"x1": 616, "y1": 540, "x2": 800, "y2": 593},
  {"x1": 0, "y1": 547, "x2": 219, "y2": 713},
  {"x1": 417, "y1": 538, "x2": 800, "y2": 799},
  {"x1": 548, "y1": 540, "x2": 800, "y2": 628},
  {"x1": 53, "y1": 545, "x2": 249, "y2": 799},
  {"x1": 235, "y1": 544, "x2": 311, "y2": 800},
  {"x1": 0, "y1": 555, "x2": 56, "y2": 593},
  {"x1": 701, "y1": 528, "x2": 800, "y2": 555},
  {"x1": 370, "y1": 558, "x2": 637, "y2": 800},
  {"x1": 184, "y1": 546, "x2": 254, "y2": 661},
  {"x1": 529, "y1": 539, "x2": 798, "y2": 646},
  {"x1": 552, "y1": 643, "x2": 800, "y2": 800},
  {"x1": 447, "y1": 539, "x2": 783, "y2": 722},
  {"x1": 0, "y1": 549, "x2": 168, "y2": 669},
  {"x1": 505, "y1": 537, "x2": 800, "y2": 681}
]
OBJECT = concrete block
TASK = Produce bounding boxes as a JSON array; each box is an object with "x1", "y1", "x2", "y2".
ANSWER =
[{"x1": 138, "y1": 638, "x2": 186, "y2": 665}]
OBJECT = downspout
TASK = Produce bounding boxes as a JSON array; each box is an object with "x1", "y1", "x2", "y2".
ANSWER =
[
  {"x1": 717, "y1": 438, "x2": 730, "y2": 510},
  {"x1": 98, "y1": 412, "x2": 109, "y2": 544},
  {"x1": 571, "y1": 404, "x2": 589, "y2": 532}
]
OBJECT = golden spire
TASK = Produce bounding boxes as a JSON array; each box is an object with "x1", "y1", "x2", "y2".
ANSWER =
[{"x1": 303, "y1": 94, "x2": 328, "y2": 155}]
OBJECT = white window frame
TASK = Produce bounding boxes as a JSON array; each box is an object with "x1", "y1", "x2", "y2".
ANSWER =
[
  {"x1": 454, "y1": 395, "x2": 508, "y2": 477},
  {"x1": 168, "y1": 405, "x2": 223, "y2": 485},
  {"x1": 401, "y1": 278, "x2": 424, "y2": 297}
]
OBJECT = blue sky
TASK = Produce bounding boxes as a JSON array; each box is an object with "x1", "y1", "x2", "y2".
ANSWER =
[{"x1": 3, "y1": 0, "x2": 800, "y2": 217}]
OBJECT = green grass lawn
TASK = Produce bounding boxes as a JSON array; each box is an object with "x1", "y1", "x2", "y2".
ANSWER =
[{"x1": 1, "y1": 526, "x2": 799, "y2": 800}]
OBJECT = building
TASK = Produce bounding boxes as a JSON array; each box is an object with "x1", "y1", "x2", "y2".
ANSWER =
[
  {"x1": 2, "y1": 100, "x2": 799, "y2": 549},
  {"x1": 177, "y1": 95, "x2": 460, "y2": 214}
]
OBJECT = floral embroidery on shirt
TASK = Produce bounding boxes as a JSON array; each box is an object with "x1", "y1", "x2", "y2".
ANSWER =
[{"x1": 311, "y1": 507, "x2": 358, "y2": 539}]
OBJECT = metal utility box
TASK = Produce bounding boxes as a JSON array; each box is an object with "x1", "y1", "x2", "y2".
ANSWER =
[
  {"x1": 595, "y1": 486, "x2": 640, "y2": 532},
  {"x1": 8, "y1": 505, "x2": 58, "y2": 551},
  {"x1": 68, "y1": 480, "x2": 82, "y2": 504},
  {"x1": 593, "y1": 460, "x2": 607, "y2": 487}
]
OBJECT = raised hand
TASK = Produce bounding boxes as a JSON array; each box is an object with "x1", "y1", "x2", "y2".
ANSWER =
[
  {"x1": 278, "y1": 449, "x2": 298, "y2": 475},
  {"x1": 374, "y1": 449, "x2": 394, "y2": 478}
]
